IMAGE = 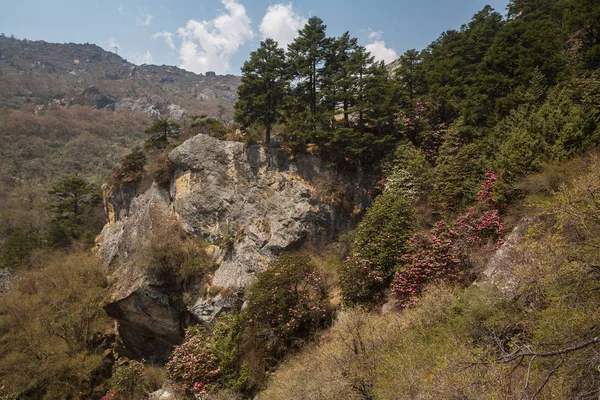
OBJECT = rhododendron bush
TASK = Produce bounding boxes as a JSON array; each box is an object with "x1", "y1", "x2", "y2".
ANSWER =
[
  {"x1": 393, "y1": 171, "x2": 504, "y2": 308},
  {"x1": 244, "y1": 253, "x2": 332, "y2": 351},
  {"x1": 166, "y1": 326, "x2": 222, "y2": 397}
]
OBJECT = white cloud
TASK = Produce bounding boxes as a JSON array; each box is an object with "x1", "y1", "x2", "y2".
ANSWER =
[
  {"x1": 153, "y1": 31, "x2": 176, "y2": 50},
  {"x1": 131, "y1": 50, "x2": 153, "y2": 65},
  {"x1": 365, "y1": 29, "x2": 397, "y2": 64},
  {"x1": 260, "y1": 3, "x2": 307, "y2": 49},
  {"x1": 177, "y1": 0, "x2": 254, "y2": 74},
  {"x1": 103, "y1": 37, "x2": 121, "y2": 53},
  {"x1": 118, "y1": 2, "x2": 124, "y2": 16},
  {"x1": 136, "y1": 13, "x2": 153, "y2": 26},
  {"x1": 368, "y1": 30, "x2": 381, "y2": 41}
]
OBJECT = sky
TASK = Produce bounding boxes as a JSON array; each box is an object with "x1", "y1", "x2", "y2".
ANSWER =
[{"x1": 1, "y1": 0, "x2": 510, "y2": 75}]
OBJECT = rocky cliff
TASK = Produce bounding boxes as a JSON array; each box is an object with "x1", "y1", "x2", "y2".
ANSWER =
[{"x1": 97, "y1": 134, "x2": 364, "y2": 360}]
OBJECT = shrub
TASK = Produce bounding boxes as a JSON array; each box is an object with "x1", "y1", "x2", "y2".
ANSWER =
[
  {"x1": 111, "y1": 151, "x2": 147, "y2": 187},
  {"x1": 392, "y1": 171, "x2": 504, "y2": 308},
  {"x1": 106, "y1": 359, "x2": 152, "y2": 400},
  {"x1": 210, "y1": 314, "x2": 249, "y2": 392},
  {"x1": 146, "y1": 234, "x2": 217, "y2": 291},
  {"x1": 340, "y1": 191, "x2": 415, "y2": 305},
  {"x1": 431, "y1": 141, "x2": 488, "y2": 214},
  {"x1": 380, "y1": 141, "x2": 432, "y2": 199},
  {"x1": 0, "y1": 252, "x2": 112, "y2": 398},
  {"x1": 244, "y1": 253, "x2": 332, "y2": 353},
  {"x1": 166, "y1": 325, "x2": 222, "y2": 397},
  {"x1": 392, "y1": 221, "x2": 465, "y2": 308},
  {"x1": 191, "y1": 116, "x2": 229, "y2": 140}
]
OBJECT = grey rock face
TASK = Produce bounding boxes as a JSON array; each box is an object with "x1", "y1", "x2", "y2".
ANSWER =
[
  {"x1": 474, "y1": 222, "x2": 529, "y2": 296},
  {"x1": 149, "y1": 389, "x2": 177, "y2": 399},
  {"x1": 103, "y1": 265, "x2": 185, "y2": 362},
  {"x1": 190, "y1": 293, "x2": 243, "y2": 324},
  {"x1": 98, "y1": 183, "x2": 186, "y2": 361},
  {"x1": 99, "y1": 182, "x2": 172, "y2": 265},
  {"x1": 169, "y1": 134, "x2": 337, "y2": 291},
  {"x1": 98, "y1": 134, "x2": 358, "y2": 359},
  {"x1": 115, "y1": 95, "x2": 186, "y2": 121}
]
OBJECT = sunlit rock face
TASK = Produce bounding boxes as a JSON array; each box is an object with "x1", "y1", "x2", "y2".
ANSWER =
[{"x1": 97, "y1": 134, "x2": 364, "y2": 359}]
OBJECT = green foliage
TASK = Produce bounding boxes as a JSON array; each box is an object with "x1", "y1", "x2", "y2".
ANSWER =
[
  {"x1": 381, "y1": 141, "x2": 432, "y2": 199},
  {"x1": 235, "y1": 17, "x2": 404, "y2": 168},
  {"x1": 144, "y1": 119, "x2": 181, "y2": 148},
  {"x1": 106, "y1": 359, "x2": 153, "y2": 400},
  {"x1": 210, "y1": 315, "x2": 249, "y2": 392},
  {"x1": 46, "y1": 176, "x2": 102, "y2": 247},
  {"x1": 285, "y1": 17, "x2": 330, "y2": 139},
  {"x1": 235, "y1": 39, "x2": 288, "y2": 144},
  {"x1": 45, "y1": 218, "x2": 74, "y2": 249},
  {"x1": 190, "y1": 115, "x2": 229, "y2": 140},
  {"x1": 111, "y1": 151, "x2": 146, "y2": 186},
  {"x1": 0, "y1": 228, "x2": 37, "y2": 268},
  {"x1": 394, "y1": 171, "x2": 504, "y2": 308},
  {"x1": 494, "y1": 82, "x2": 600, "y2": 201},
  {"x1": 261, "y1": 154, "x2": 600, "y2": 399},
  {"x1": 340, "y1": 192, "x2": 415, "y2": 305},
  {"x1": 244, "y1": 253, "x2": 332, "y2": 353}
]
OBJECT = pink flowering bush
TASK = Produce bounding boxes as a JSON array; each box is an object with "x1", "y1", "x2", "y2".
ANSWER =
[
  {"x1": 244, "y1": 253, "x2": 332, "y2": 352},
  {"x1": 392, "y1": 221, "x2": 466, "y2": 308},
  {"x1": 166, "y1": 326, "x2": 222, "y2": 397},
  {"x1": 393, "y1": 171, "x2": 504, "y2": 308}
]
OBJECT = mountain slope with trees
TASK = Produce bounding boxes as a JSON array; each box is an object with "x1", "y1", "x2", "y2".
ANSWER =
[{"x1": 1, "y1": 0, "x2": 600, "y2": 398}]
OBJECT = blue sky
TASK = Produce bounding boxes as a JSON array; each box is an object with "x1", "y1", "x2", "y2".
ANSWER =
[{"x1": 1, "y1": 0, "x2": 509, "y2": 75}]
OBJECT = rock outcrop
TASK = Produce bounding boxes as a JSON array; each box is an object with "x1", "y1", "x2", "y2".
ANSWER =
[
  {"x1": 97, "y1": 134, "x2": 362, "y2": 359},
  {"x1": 474, "y1": 221, "x2": 531, "y2": 296}
]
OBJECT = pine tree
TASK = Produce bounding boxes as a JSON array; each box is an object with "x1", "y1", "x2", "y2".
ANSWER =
[
  {"x1": 46, "y1": 177, "x2": 102, "y2": 247},
  {"x1": 321, "y1": 32, "x2": 359, "y2": 129},
  {"x1": 145, "y1": 119, "x2": 181, "y2": 147},
  {"x1": 234, "y1": 38, "x2": 287, "y2": 144},
  {"x1": 286, "y1": 17, "x2": 330, "y2": 137},
  {"x1": 396, "y1": 49, "x2": 424, "y2": 102}
]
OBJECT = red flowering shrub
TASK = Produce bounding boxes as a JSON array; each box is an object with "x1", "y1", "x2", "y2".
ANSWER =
[
  {"x1": 392, "y1": 221, "x2": 466, "y2": 308},
  {"x1": 244, "y1": 253, "x2": 332, "y2": 351},
  {"x1": 166, "y1": 326, "x2": 222, "y2": 397},
  {"x1": 392, "y1": 171, "x2": 504, "y2": 308}
]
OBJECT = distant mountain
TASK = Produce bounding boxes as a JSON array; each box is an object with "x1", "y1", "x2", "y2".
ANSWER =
[{"x1": 0, "y1": 36, "x2": 240, "y2": 120}]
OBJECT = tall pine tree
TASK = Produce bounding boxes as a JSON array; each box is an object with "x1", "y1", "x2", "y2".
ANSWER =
[
  {"x1": 286, "y1": 17, "x2": 330, "y2": 138},
  {"x1": 235, "y1": 39, "x2": 288, "y2": 144}
]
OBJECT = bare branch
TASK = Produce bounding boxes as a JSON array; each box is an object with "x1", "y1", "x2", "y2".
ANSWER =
[{"x1": 499, "y1": 337, "x2": 599, "y2": 363}]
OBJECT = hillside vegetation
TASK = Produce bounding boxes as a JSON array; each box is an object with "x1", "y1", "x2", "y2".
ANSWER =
[{"x1": 1, "y1": 0, "x2": 600, "y2": 399}]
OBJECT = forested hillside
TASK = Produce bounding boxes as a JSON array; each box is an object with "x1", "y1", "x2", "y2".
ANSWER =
[{"x1": 1, "y1": 0, "x2": 600, "y2": 398}]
